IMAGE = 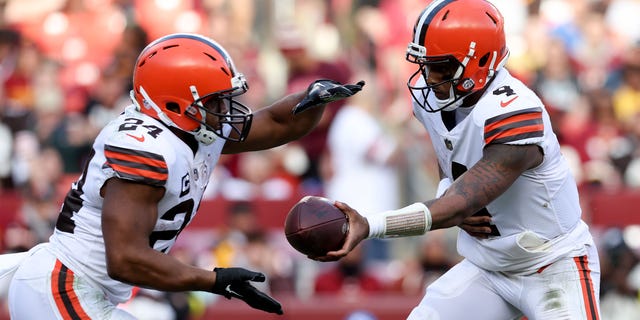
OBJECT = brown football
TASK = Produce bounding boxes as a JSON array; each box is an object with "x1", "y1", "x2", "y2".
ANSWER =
[{"x1": 284, "y1": 196, "x2": 349, "y2": 256}]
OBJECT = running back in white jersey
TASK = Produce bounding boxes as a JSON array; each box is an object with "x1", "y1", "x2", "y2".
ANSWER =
[
  {"x1": 412, "y1": 69, "x2": 593, "y2": 273},
  {"x1": 49, "y1": 105, "x2": 226, "y2": 303}
]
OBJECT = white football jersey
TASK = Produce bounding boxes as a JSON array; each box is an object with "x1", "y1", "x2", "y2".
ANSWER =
[
  {"x1": 49, "y1": 105, "x2": 227, "y2": 303},
  {"x1": 412, "y1": 69, "x2": 593, "y2": 274}
]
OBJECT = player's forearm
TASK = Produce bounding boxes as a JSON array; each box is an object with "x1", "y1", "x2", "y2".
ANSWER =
[
  {"x1": 365, "y1": 150, "x2": 522, "y2": 238},
  {"x1": 429, "y1": 160, "x2": 517, "y2": 229},
  {"x1": 224, "y1": 91, "x2": 324, "y2": 153},
  {"x1": 265, "y1": 90, "x2": 325, "y2": 137},
  {"x1": 106, "y1": 248, "x2": 215, "y2": 292}
]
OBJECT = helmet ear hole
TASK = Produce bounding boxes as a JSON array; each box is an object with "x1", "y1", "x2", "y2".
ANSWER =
[
  {"x1": 165, "y1": 102, "x2": 180, "y2": 114},
  {"x1": 478, "y1": 53, "x2": 490, "y2": 67}
]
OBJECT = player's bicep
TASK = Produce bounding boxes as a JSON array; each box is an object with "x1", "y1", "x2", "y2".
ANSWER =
[
  {"x1": 483, "y1": 143, "x2": 543, "y2": 173},
  {"x1": 101, "y1": 178, "x2": 163, "y2": 265}
]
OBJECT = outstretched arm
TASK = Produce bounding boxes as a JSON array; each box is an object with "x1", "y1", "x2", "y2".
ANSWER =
[
  {"x1": 312, "y1": 143, "x2": 543, "y2": 261},
  {"x1": 222, "y1": 80, "x2": 364, "y2": 154}
]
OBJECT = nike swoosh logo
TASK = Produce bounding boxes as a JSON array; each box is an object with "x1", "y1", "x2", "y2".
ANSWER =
[
  {"x1": 225, "y1": 285, "x2": 241, "y2": 297},
  {"x1": 500, "y1": 96, "x2": 518, "y2": 107},
  {"x1": 126, "y1": 133, "x2": 145, "y2": 142}
]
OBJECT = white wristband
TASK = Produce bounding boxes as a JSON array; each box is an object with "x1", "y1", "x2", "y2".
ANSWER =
[{"x1": 366, "y1": 202, "x2": 432, "y2": 239}]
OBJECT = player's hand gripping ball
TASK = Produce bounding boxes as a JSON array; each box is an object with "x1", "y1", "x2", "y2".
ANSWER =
[{"x1": 284, "y1": 196, "x2": 349, "y2": 256}]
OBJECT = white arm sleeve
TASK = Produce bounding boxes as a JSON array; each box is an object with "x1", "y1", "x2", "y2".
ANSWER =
[{"x1": 365, "y1": 202, "x2": 432, "y2": 238}]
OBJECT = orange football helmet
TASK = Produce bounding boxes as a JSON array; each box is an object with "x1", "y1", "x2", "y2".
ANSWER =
[
  {"x1": 406, "y1": 0, "x2": 509, "y2": 112},
  {"x1": 132, "y1": 33, "x2": 252, "y2": 144}
]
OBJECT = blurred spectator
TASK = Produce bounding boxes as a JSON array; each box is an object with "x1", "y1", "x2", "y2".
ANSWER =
[
  {"x1": 604, "y1": 0, "x2": 640, "y2": 46},
  {"x1": 106, "y1": 24, "x2": 148, "y2": 89},
  {"x1": 84, "y1": 68, "x2": 131, "y2": 138},
  {"x1": 313, "y1": 244, "x2": 384, "y2": 298},
  {"x1": 556, "y1": 89, "x2": 628, "y2": 187},
  {"x1": 44, "y1": 111, "x2": 92, "y2": 173},
  {"x1": 9, "y1": 130, "x2": 39, "y2": 189},
  {"x1": 211, "y1": 201, "x2": 261, "y2": 268},
  {"x1": 323, "y1": 71, "x2": 403, "y2": 261},
  {"x1": 571, "y1": 10, "x2": 620, "y2": 91},
  {"x1": 599, "y1": 227, "x2": 640, "y2": 320},
  {"x1": 17, "y1": 146, "x2": 63, "y2": 243},
  {"x1": 277, "y1": 22, "x2": 352, "y2": 191},
  {"x1": 388, "y1": 229, "x2": 460, "y2": 296},
  {"x1": 623, "y1": 111, "x2": 640, "y2": 187},
  {"x1": 323, "y1": 73, "x2": 401, "y2": 215},
  {"x1": 531, "y1": 37, "x2": 581, "y2": 113},
  {"x1": 220, "y1": 149, "x2": 299, "y2": 201},
  {"x1": 349, "y1": 0, "x2": 422, "y2": 106},
  {"x1": 0, "y1": 29, "x2": 20, "y2": 85},
  {"x1": 209, "y1": 201, "x2": 294, "y2": 295},
  {"x1": 2, "y1": 221, "x2": 37, "y2": 253},
  {"x1": 612, "y1": 41, "x2": 640, "y2": 132},
  {"x1": 0, "y1": 29, "x2": 37, "y2": 138},
  {"x1": 0, "y1": 121, "x2": 11, "y2": 189}
]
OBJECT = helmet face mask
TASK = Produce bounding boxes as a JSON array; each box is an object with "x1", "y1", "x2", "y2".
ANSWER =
[
  {"x1": 186, "y1": 86, "x2": 253, "y2": 143},
  {"x1": 407, "y1": 55, "x2": 471, "y2": 112},
  {"x1": 406, "y1": 0, "x2": 509, "y2": 113},
  {"x1": 132, "y1": 33, "x2": 253, "y2": 144}
]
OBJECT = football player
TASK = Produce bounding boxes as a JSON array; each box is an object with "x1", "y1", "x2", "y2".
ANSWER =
[
  {"x1": 5, "y1": 33, "x2": 364, "y2": 319},
  {"x1": 312, "y1": 1, "x2": 601, "y2": 319}
]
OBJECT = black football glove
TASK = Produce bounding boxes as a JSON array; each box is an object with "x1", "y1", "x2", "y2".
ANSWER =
[
  {"x1": 212, "y1": 267, "x2": 283, "y2": 315},
  {"x1": 292, "y1": 79, "x2": 365, "y2": 115}
]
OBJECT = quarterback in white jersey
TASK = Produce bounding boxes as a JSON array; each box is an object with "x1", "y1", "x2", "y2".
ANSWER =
[
  {"x1": 6, "y1": 33, "x2": 364, "y2": 319},
  {"x1": 312, "y1": 1, "x2": 600, "y2": 319}
]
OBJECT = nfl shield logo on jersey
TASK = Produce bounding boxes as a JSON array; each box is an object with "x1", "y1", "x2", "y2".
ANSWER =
[{"x1": 444, "y1": 138, "x2": 453, "y2": 150}]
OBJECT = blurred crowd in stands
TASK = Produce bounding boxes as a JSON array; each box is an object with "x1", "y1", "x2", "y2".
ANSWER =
[{"x1": 0, "y1": 0, "x2": 639, "y2": 319}]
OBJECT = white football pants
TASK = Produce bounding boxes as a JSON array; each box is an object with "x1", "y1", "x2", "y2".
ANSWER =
[
  {"x1": 7, "y1": 243, "x2": 136, "y2": 319},
  {"x1": 408, "y1": 243, "x2": 600, "y2": 320}
]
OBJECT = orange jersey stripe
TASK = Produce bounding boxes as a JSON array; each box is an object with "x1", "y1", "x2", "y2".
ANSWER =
[
  {"x1": 51, "y1": 260, "x2": 91, "y2": 319},
  {"x1": 485, "y1": 123, "x2": 544, "y2": 144},
  {"x1": 104, "y1": 145, "x2": 168, "y2": 186},
  {"x1": 484, "y1": 112, "x2": 541, "y2": 134},
  {"x1": 573, "y1": 256, "x2": 600, "y2": 320},
  {"x1": 109, "y1": 162, "x2": 168, "y2": 181},
  {"x1": 104, "y1": 150, "x2": 167, "y2": 170},
  {"x1": 484, "y1": 108, "x2": 544, "y2": 144}
]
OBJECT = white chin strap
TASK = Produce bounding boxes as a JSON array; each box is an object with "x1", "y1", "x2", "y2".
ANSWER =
[
  {"x1": 189, "y1": 85, "x2": 217, "y2": 145},
  {"x1": 437, "y1": 85, "x2": 464, "y2": 111},
  {"x1": 192, "y1": 126, "x2": 216, "y2": 145},
  {"x1": 436, "y1": 42, "x2": 476, "y2": 112}
]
